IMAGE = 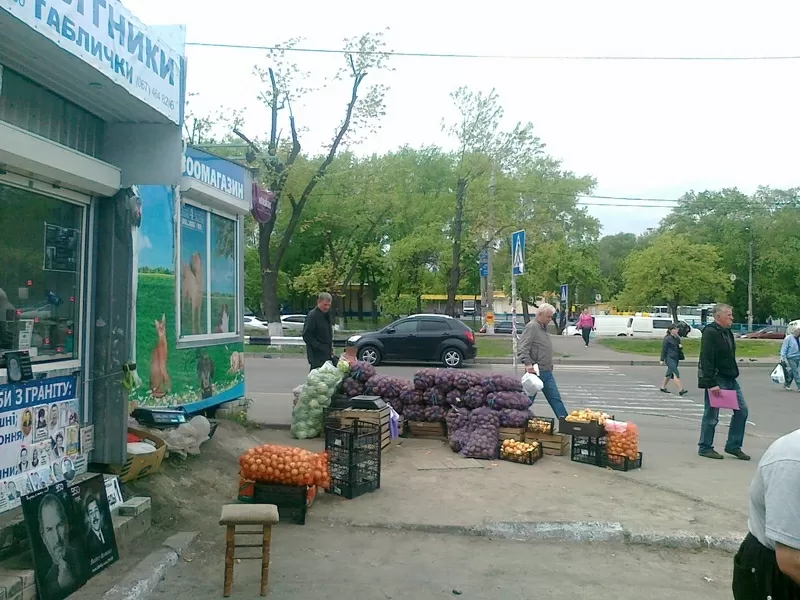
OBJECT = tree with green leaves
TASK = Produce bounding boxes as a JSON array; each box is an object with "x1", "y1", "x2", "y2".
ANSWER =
[
  {"x1": 246, "y1": 33, "x2": 392, "y2": 334},
  {"x1": 616, "y1": 233, "x2": 731, "y2": 322},
  {"x1": 598, "y1": 232, "x2": 640, "y2": 298}
]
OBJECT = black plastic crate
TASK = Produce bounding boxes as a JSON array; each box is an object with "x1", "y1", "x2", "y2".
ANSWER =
[
  {"x1": 560, "y1": 418, "x2": 607, "y2": 438},
  {"x1": 325, "y1": 420, "x2": 381, "y2": 499},
  {"x1": 526, "y1": 416, "x2": 555, "y2": 436},
  {"x1": 570, "y1": 436, "x2": 606, "y2": 467},
  {"x1": 603, "y1": 452, "x2": 643, "y2": 471},
  {"x1": 498, "y1": 440, "x2": 544, "y2": 465},
  {"x1": 252, "y1": 482, "x2": 308, "y2": 525}
]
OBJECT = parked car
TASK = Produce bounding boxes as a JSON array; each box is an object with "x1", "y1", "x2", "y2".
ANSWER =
[
  {"x1": 244, "y1": 315, "x2": 269, "y2": 335},
  {"x1": 281, "y1": 314, "x2": 340, "y2": 333},
  {"x1": 479, "y1": 320, "x2": 524, "y2": 334},
  {"x1": 348, "y1": 314, "x2": 477, "y2": 368},
  {"x1": 739, "y1": 325, "x2": 787, "y2": 340}
]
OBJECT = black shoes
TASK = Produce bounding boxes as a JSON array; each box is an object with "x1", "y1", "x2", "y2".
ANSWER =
[
  {"x1": 726, "y1": 449, "x2": 751, "y2": 461},
  {"x1": 699, "y1": 449, "x2": 724, "y2": 460}
]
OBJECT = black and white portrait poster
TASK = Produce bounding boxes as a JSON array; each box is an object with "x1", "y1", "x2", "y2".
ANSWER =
[
  {"x1": 76, "y1": 474, "x2": 118, "y2": 575},
  {"x1": 22, "y1": 483, "x2": 88, "y2": 600},
  {"x1": 22, "y1": 475, "x2": 119, "y2": 600}
]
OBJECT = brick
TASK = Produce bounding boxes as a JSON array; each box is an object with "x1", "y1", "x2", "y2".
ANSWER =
[{"x1": 118, "y1": 497, "x2": 151, "y2": 517}]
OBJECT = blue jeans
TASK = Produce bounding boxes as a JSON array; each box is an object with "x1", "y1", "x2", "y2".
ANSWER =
[
  {"x1": 698, "y1": 376, "x2": 748, "y2": 453},
  {"x1": 784, "y1": 358, "x2": 800, "y2": 390},
  {"x1": 529, "y1": 371, "x2": 568, "y2": 419}
]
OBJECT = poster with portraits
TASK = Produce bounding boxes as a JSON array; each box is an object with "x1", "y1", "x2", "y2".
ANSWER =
[
  {"x1": 0, "y1": 376, "x2": 88, "y2": 513},
  {"x1": 22, "y1": 474, "x2": 118, "y2": 600}
]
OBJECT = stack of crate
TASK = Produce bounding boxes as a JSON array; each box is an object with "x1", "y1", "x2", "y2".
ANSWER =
[
  {"x1": 324, "y1": 405, "x2": 392, "y2": 452},
  {"x1": 324, "y1": 419, "x2": 381, "y2": 499}
]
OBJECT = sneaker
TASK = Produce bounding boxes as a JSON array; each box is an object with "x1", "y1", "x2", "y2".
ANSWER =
[
  {"x1": 679, "y1": 389, "x2": 688, "y2": 396},
  {"x1": 699, "y1": 449, "x2": 724, "y2": 460},
  {"x1": 660, "y1": 388, "x2": 670, "y2": 394},
  {"x1": 725, "y1": 449, "x2": 751, "y2": 461}
]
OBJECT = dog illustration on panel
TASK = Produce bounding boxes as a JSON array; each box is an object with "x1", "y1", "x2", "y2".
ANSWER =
[
  {"x1": 228, "y1": 351, "x2": 244, "y2": 374},
  {"x1": 197, "y1": 353, "x2": 215, "y2": 399},
  {"x1": 181, "y1": 252, "x2": 203, "y2": 334},
  {"x1": 214, "y1": 303, "x2": 230, "y2": 334},
  {"x1": 149, "y1": 314, "x2": 170, "y2": 397}
]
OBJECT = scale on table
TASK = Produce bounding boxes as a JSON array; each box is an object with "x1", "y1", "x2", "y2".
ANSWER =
[{"x1": 131, "y1": 408, "x2": 187, "y2": 429}]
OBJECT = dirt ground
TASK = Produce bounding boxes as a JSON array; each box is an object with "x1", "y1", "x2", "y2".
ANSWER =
[
  {"x1": 153, "y1": 524, "x2": 735, "y2": 600},
  {"x1": 127, "y1": 421, "x2": 747, "y2": 538}
]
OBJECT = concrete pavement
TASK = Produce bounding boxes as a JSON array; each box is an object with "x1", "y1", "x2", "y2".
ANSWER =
[{"x1": 152, "y1": 524, "x2": 735, "y2": 600}]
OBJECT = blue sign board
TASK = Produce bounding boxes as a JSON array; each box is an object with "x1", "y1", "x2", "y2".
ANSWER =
[
  {"x1": 479, "y1": 250, "x2": 488, "y2": 278},
  {"x1": 511, "y1": 230, "x2": 525, "y2": 276},
  {"x1": 560, "y1": 284, "x2": 569, "y2": 303},
  {"x1": 0, "y1": 375, "x2": 78, "y2": 415},
  {"x1": 182, "y1": 146, "x2": 246, "y2": 201}
]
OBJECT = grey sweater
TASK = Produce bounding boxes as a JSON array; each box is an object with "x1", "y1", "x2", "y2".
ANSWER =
[{"x1": 517, "y1": 320, "x2": 554, "y2": 372}]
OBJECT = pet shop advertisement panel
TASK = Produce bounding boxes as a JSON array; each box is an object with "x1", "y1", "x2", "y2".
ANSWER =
[
  {"x1": 0, "y1": 375, "x2": 92, "y2": 515},
  {"x1": 130, "y1": 185, "x2": 244, "y2": 412}
]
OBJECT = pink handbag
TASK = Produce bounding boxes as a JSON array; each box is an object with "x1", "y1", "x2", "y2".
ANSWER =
[{"x1": 709, "y1": 389, "x2": 739, "y2": 410}]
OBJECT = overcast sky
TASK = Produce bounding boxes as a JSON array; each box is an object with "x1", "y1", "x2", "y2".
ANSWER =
[{"x1": 126, "y1": 0, "x2": 800, "y2": 236}]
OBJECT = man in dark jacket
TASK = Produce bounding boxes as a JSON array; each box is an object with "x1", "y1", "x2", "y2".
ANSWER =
[
  {"x1": 697, "y1": 303, "x2": 750, "y2": 460},
  {"x1": 302, "y1": 292, "x2": 334, "y2": 371}
]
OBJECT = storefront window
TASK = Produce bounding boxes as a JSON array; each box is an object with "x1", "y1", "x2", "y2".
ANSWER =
[
  {"x1": 0, "y1": 183, "x2": 83, "y2": 362},
  {"x1": 178, "y1": 202, "x2": 238, "y2": 339}
]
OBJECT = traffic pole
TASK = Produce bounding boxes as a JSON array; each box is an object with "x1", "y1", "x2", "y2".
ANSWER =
[{"x1": 511, "y1": 271, "x2": 518, "y2": 377}]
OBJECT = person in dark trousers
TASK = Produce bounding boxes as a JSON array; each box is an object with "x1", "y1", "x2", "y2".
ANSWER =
[
  {"x1": 660, "y1": 324, "x2": 687, "y2": 395},
  {"x1": 733, "y1": 429, "x2": 800, "y2": 599},
  {"x1": 697, "y1": 303, "x2": 750, "y2": 461},
  {"x1": 576, "y1": 308, "x2": 594, "y2": 347},
  {"x1": 302, "y1": 292, "x2": 334, "y2": 371}
]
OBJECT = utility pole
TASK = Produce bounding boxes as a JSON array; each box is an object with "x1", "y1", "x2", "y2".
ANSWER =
[
  {"x1": 485, "y1": 169, "x2": 496, "y2": 335},
  {"x1": 748, "y1": 234, "x2": 754, "y2": 332}
]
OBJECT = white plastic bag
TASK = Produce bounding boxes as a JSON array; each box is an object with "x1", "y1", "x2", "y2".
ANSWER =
[
  {"x1": 521, "y1": 372, "x2": 544, "y2": 396},
  {"x1": 772, "y1": 364, "x2": 786, "y2": 385}
]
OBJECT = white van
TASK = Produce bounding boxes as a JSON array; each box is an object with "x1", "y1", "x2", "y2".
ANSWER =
[
  {"x1": 626, "y1": 316, "x2": 702, "y2": 339},
  {"x1": 564, "y1": 315, "x2": 629, "y2": 337}
]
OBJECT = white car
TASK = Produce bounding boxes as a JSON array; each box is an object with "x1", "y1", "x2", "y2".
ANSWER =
[
  {"x1": 243, "y1": 315, "x2": 269, "y2": 334},
  {"x1": 281, "y1": 314, "x2": 340, "y2": 333}
]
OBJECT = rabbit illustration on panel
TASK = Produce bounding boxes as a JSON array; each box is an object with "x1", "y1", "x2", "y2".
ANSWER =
[{"x1": 149, "y1": 314, "x2": 170, "y2": 397}]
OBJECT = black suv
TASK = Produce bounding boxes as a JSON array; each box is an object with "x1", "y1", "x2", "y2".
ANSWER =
[{"x1": 349, "y1": 315, "x2": 477, "y2": 368}]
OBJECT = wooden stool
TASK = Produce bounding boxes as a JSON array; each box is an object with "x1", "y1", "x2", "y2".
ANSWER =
[{"x1": 219, "y1": 504, "x2": 280, "y2": 597}]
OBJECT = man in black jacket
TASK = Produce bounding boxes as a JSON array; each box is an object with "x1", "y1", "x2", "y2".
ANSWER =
[
  {"x1": 697, "y1": 303, "x2": 750, "y2": 460},
  {"x1": 302, "y1": 292, "x2": 334, "y2": 371}
]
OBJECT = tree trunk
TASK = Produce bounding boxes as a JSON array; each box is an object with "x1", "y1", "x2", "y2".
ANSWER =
[
  {"x1": 522, "y1": 300, "x2": 530, "y2": 324},
  {"x1": 261, "y1": 269, "x2": 283, "y2": 337},
  {"x1": 445, "y1": 177, "x2": 467, "y2": 317},
  {"x1": 416, "y1": 295, "x2": 422, "y2": 314},
  {"x1": 357, "y1": 280, "x2": 364, "y2": 320},
  {"x1": 670, "y1": 302, "x2": 679, "y2": 323}
]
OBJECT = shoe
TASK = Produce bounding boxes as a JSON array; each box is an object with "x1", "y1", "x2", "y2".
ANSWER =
[
  {"x1": 725, "y1": 449, "x2": 751, "y2": 461},
  {"x1": 699, "y1": 449, "x2": 724, "y2": 460},
  {"x1": 679, "y1": 389, "x2": 688, "y2": 396},
  {"x1": 660, "y1": 388, "x2": 670, "y2": 394}
]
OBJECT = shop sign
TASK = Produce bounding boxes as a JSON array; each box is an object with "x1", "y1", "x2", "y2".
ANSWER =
[
  {"x1": 250, "y1": 183, "x2": 274, "y2": 223},
  {"x1": 1, "y1": 0, "x2": 184, "y2": 124},
  {"x1": 182, "y1": 146, "x2": 246, "y2": 201}
]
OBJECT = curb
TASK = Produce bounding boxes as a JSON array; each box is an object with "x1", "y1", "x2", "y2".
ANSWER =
[
  {"x1": 325, "y1": 518, "x2": 745, "y2": 553},
  {"x1": 102, "y1": 531, "x2": 199, "y2": 600}
]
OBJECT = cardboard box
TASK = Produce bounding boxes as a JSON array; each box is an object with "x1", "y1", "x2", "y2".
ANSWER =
[
  {"x1": 558, "y1": 418, "x2": 606, "y2": 438},
  {"x1": 498, "y1": 427, "x2": 525, "y2": 441},
  {"x1": 109, "y1": 428, "x2": 167, "y2": 483},
  {"x1": 527, "y1": 433, "x2": 570, "y2": 456},
  {"x1": 408, "y1": 421, "x2": 446, "y2": 439}
]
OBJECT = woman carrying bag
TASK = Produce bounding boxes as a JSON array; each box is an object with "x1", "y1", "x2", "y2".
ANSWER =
[
  {"x1": 660, "y1": 323, "x2": 688, "y2": 395},
  {"x1": 577, "y1": 308, "x2": 595, "y2": 347}
]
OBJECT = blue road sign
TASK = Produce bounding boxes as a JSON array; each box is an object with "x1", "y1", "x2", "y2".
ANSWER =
[
  {"x1": 478, "y1": 250, "x2": 489, "y2": 278},
  {"x1": 511, "y1": 230, "x2": 525, "y2": 276},
  {"x1": 479, "y1": 263, "x2": 488, "y2": 277},
  {"x1": 560, "y1": 284, "x2": 569, "y2": 303}
]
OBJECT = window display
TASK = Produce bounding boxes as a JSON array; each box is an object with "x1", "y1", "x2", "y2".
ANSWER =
[
  {"x1": 178, "y1": 202, "x2": 238, "y2": 339},
  {"x1": 0, "y1": 184, "x2": 83, "y2": 362}
]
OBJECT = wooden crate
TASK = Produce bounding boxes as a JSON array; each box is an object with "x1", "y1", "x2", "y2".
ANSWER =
[
  {"x1": 408, "y1": 421, "x2": 446, "y2": 439},
  {"x1": 498, "y1": 427, "x2": 525, "y2": 441},
  {"x1": 527, "y1": 433, "x2": 570, "y2": 456}
]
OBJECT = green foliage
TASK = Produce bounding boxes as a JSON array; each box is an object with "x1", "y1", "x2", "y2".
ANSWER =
[
  {"x1": 376, "y1": 295, "x2": 417, "y2": 319},
  {"x1": 616, "y1": 233, "x2": 731, "y2": 321}
]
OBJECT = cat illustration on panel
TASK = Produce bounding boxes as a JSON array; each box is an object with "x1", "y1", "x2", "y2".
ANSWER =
[{"x1": 149, "y1": 314, "x2": 170, "y2": 397}]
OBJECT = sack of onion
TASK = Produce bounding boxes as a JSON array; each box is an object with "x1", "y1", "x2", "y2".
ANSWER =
[
  {"x1": 239, "y1": 444, "x2": 331, "y2": 490},
  {"x1": 604, "y1": 420, "x2": 639, "y2": 462}
]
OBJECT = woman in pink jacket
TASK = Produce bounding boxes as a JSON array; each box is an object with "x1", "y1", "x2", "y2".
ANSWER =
[{"x1": 577, "y1": 308, "x2": 595, "y2": 347}]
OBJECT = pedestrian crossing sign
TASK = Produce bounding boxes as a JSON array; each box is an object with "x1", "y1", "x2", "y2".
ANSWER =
[{"x1": 512, "y1": 230, "x2": 525, "y2": 276}]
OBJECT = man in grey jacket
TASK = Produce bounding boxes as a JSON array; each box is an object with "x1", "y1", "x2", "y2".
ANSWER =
[{"x1": 517, "y1": 303, "x2": 568, "y2": 419}]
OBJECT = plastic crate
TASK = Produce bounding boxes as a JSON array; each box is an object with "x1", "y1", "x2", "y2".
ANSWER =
[
  {"x1": 498, "y1": 441, "x2": 543, "y2": 465},
  {"x1": 603, "y1": 452, "x2": 643, "y2": 471},
  {"x1": 252, "y1": 482, "x2": 309, "y2": 524},
  {"x1": 570, "y1": 436, "x2": 606, "y2": 467},
  {"x1": 325, "y1": 420, "x2": 381, "y2": 499},
  {"x1": 526, "y1": 416, "x2": 555, "y2": 436}
]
